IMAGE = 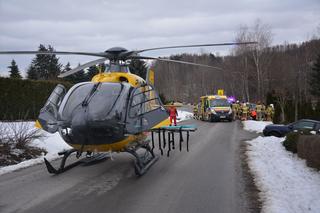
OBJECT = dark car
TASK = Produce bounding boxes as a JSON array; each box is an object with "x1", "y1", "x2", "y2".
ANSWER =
[{"x1": 263, "y1": 119, "x2": 320, "y2": 137}]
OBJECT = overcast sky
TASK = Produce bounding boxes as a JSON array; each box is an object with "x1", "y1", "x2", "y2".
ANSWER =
[{"x1": 0, "y1": 0, "x2": 319, "y2": 77}]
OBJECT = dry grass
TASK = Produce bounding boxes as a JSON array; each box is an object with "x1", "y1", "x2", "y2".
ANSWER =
[{"x1": 0, "y1": 122, "x2": 47, "y2": 166}]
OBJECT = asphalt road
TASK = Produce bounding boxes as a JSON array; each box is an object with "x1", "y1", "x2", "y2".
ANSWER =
[{"x1": 0, "y1": 119, "x2": 258, "y2": 213}]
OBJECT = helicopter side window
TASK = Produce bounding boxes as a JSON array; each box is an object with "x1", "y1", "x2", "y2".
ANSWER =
[
  {"x1": 125, "y1": 84, "x2": 168, "y2": 134},
  {"x1": 45, "y1": 84, "x2": 66, "y2": 108},
  {"x1": 129, "y1": 85, "x2": 161, "y2": 118},
  {"x1": 38, "y1": 84, "x2": 66, "y2": 133}
]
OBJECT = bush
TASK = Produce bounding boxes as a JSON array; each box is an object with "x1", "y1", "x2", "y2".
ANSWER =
[
  {"x1": 283, "y1": 132, "x2": 299, "y2": 153},
  {"x1": 297, "y1": 135, "x2": 320, "y2": 169},
  {"x1": 6, "y1": 122, "x2": 44, "y2": 149},
  {"x1": 283, "y1": 129, "x2": 314, "y2": 153},
  {"x1": 0, "y1": 122, "x2": 46, "y2": 166},
  {"x1": 0, "y1": 77, "x2": 72, "y2": 121}
]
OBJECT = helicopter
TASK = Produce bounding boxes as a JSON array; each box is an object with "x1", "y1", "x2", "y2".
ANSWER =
[{"x1": 0, "y1": 42, "x2": 256, "y2": 175}]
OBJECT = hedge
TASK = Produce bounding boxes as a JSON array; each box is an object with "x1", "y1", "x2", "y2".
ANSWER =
[{"x1": 0, "y1": 77, "x2": 72, "y2": 121}]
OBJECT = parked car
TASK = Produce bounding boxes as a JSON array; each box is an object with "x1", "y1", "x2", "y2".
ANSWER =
[{"x1": 263, "y1": 119, "x2": 320, "y2": 137}]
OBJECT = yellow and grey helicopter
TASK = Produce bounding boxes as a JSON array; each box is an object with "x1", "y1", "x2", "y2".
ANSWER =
[{"x1": 0, "y1": 42, "x2": 255, "y2": 175}]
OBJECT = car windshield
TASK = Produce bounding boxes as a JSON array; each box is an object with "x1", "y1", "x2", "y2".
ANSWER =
[
  {"x1": 210, "y1": 99, "x2": 230, "y2": 107},
  {"x1": 291, "y1": 121, "x2": 315, "y2": 130}
]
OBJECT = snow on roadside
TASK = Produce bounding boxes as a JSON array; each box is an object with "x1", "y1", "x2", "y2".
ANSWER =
[
  {"x1": 177, "y1": 110, "x2": 193, "y2": 122},
  {"x1": 244, "y1": 121, "x2": 320, "y2": 213},
  {"x1": 243, "y1": 120, "x2": 273, "y2": 133},
  {"x1": 0, "y1": 122, "x2": 71, "y2": 175}
]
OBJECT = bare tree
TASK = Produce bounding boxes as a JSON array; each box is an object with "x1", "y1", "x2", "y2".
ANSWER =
[
  {"x1": 234, "y1": 20, "x2": 273, "y2": 101},
  {"x1": 233, "y1": 25, "x2": 252, "y2": 101},
  {"x1": 249, "y1": 19, "x2": 273, "y2": 100}
]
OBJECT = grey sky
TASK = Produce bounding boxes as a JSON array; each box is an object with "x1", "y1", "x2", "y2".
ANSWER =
[{"x1": 0, "y1": 0, "x2": 319, "y2": 77}]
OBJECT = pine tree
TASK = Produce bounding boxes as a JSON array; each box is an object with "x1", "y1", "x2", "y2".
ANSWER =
[
  {"x1": 310, "y1": 54, "x2": 320, "y2": 97},
  {"x1": 61, "y1": 62, "x2": 73, "y2": 83},
  {"x1": 86, "y1": 65, "x2": 99, "y2": 80},
  {"x1": 8, "y1": 59, "x2": 22, "y2": 79},
  {"x1": 129, "y1": 59, "x2": 147, "y2": 79},
  {"x1": 27, "y1": 65, "x2": 38, "y2": 80},
  {"x1": 26, "y1": 44, "x2": 62, "y2": 80}
]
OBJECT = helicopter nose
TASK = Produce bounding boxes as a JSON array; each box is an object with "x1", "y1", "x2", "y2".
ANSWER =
[{"x1": 70, "y1": 111, "x2": 125, "y2": 145}]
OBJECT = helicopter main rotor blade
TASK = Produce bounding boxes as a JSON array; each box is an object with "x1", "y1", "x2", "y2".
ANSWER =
[
  {"x1": 58, "y1": 58, "x2": 106, "y2": 78},
  {"x1": 136, "y1": 42, "x2": 257, "y2": 53},
  {"x1": 0, "y1": 51, "x2": 106, "y2": 57},
  {"x1": 131, "y1": 56, "x2": 223, "y2": 71}
]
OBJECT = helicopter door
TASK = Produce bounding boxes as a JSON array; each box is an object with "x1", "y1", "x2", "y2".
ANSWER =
[
  {"x1": 38, "y1": 84, "x2": 66, "y2": 133},
  {"x1": 126, "y1": 85, "x2": 168, "y2": 134}
]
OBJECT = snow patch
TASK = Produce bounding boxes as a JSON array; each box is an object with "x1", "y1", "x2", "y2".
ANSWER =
[
  {"x1": 177, "y1": 110, "x2": 193, "y2": 122},
  {"x1": 0, "y1": 122, "x2": 71, "y2": 175},
  {"x1": 243, "y1": 120, "x2": 272, "y2": 133},
  {"x1": 244, "y1": 121, "x2": 320, "y2": 213}
]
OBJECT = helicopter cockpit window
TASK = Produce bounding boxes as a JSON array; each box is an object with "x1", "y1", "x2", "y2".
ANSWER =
[
  {"x1": 61, "y1": 83, "x2": 128, "y2": 121},
  {"x1": 61, "y1": 83, "x2": 95, "y2": 119},
  {"x1": 129, "y1": 85, "x2": 161, "y2": 118}
]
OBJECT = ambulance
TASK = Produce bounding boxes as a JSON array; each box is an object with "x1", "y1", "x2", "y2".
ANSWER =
[{"x1": 199, "y1": 90, "x2": 233, "y2": 122}]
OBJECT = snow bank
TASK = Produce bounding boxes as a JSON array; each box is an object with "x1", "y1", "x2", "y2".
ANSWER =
[
  {"x1": 243, "y1": 120, "x2": 272, "y2": 133},
  {"x1": 247, "y1": 136, "x2": 320, "y2": 213},
  {"x1": 0, "y1": 122, "x2": 71, "y2": 175},
  {"x1": 177, "y1": 110, "x2": 193, "y2": 122},
  {"x1": 244, "y1": 121, "x2": 320, "y2": 213}
]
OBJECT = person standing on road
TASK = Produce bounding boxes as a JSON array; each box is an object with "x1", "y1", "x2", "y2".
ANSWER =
[
  {"x1": 266, "y1": 104, "x2": 274, "y2": 121},
  {"x1": 266, "y1": 105, "x2": 271, "y2": 121},
  {"x1": 169, "y1": 103, "x2": 178, "y2": 126},
  {"x1": 261, "y1": 103, "x2": 266, "y2": 120},
  {"x1": 232, "y1": 101, "x2": 239, "y2": 121},
  {"x1": 193, "y1": 103, "x2": 198, "y2": 120},
  {"x1": 256, "y1": 101, "x2": 263, "y2": 121},
  {"x1": 241, "y1": 103, "x2": 249, "y2": 120}
]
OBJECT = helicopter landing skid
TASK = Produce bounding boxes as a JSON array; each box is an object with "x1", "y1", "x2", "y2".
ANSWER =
[
  {"x1": 125, "y1": 143, "x2": 159, "y2": 176},
  {"x1": 44, "y1": 149, "x2": 109, "y2": 174}
]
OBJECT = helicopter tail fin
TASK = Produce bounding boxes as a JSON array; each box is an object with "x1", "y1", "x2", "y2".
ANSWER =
[{"x1": 146, "y1": 69, "x2": 154, "y2": 86}]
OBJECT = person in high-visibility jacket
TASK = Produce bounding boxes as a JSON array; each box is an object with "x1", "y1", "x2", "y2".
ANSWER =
[
  {"x1": 241, "y1": 103, "x2": 249, "y2": 120},
  {"x1": 251, "y1": 108, "x2": 257, "y2": 120},
  {"x1": 236, "y1": 100, "x2": 241, "y2": 119},
  {"x1": 256, "y1": 102, "x2": 263, "y2": 121},
  {"x1": 231, "y1": 102, "x2": 239, "y2": 120},
  {"x1": 169, "y1": 105, "x2": 178, "y2": 126},
  {"x1": 266, "y1": 104, "x2": 274, "y2": 121},
  {"x1": 261, "y1": 103, "x2": 266, "y2": 120},
  {"x1": 193, "y1": 104, "x2": 198, "y2": 119}
]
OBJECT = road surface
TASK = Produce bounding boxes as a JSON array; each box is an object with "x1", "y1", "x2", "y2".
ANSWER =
[{"x1": 0, "y1": 119, "x2": 259, "y2": 213}]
